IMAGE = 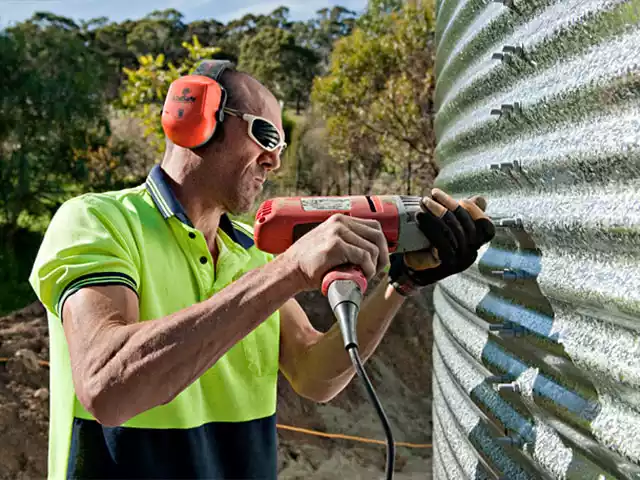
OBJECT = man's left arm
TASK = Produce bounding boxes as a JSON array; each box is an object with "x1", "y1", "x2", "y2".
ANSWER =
[{"x1": 278, "y1": 275, "x2": 405, "y2": 404}]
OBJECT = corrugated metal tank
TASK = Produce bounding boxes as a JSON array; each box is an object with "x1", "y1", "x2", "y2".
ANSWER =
[{"x1": 431, "y1": 0, "x2": 640, "y2": 478}]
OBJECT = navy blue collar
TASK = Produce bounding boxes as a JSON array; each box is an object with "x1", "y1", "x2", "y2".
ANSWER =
[{"x1": 145, "y1": 164, "x2": 254, "y2": 249}]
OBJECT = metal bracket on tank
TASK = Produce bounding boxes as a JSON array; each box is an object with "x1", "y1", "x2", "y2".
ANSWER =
[
  {"x1": 485, "y1": 375, "x2": 513, "y2": 384},
  {"x1": 489, "y1": 322, "x2": 526, "y2": 337},
  {"x1": 490, "y1": 216, "x2": 528, "y2": 254},
  {"x1": 490, "y1": 102, "x2": 523, "y2": 120},
  {"x1": 494, "y1": 382, "x2": 521, "y2": 394},
  {"x1": 493, "y1": 0, "x2": 522, "y2": 15},
  {"x1": 492, "y1": 217, "x2": 524, "y2": 229},
  {"x1": 488, "y1": 160, "x2": 535, "y2": 188},
  {"x1": 491, "y1": 268, "x2": 520, "y2": 282},
  {"x1": 492, "y1": 44, "x2": 537, "y2": 67},
  {"x1": 489, "y1": 160, "x2": 522, "y2": 172},
  {"x1": 504, "y1": 44, "x2": 537, "y2": 67},
  {"x1": 489, "y1": 101, "x2": 528, "y2": 129},
  {"x1": 495, "y1": 433, "x2": 525, "y2": 448}
]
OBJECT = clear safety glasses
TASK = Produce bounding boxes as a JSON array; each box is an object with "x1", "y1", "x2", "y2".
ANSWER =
[{"x1": 223, "y1": 107, "x2": 287, "y2": 155}]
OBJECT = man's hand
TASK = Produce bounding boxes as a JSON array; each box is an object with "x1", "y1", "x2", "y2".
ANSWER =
[
  {"x1": 389, "y1": 188, "x2": 495, "y2": 295},
  {"x1": 281, "y1": 213, "x2": 390, "y2": 291}
]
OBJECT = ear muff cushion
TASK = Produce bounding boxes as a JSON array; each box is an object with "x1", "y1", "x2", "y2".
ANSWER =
[{"x1": 161, "y1": 75, "x2": 224, "y2": 149}]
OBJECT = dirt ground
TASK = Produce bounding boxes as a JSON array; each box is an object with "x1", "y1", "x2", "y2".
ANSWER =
[{"x1": 0, "y1": 283, "x2": 435, "y2": 479}]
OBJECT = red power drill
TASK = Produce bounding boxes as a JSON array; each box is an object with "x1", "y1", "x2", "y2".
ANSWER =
[
  {"x1": 253, "y1": 195, "x2": 432, "y2": 480},
  {"x1": 253, "y1": 195, "x2": 431, "y2": 348}
]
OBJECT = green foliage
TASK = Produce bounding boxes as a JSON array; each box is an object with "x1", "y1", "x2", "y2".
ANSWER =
[
  {"x1": 357, "y1": 0, "x2": 404, "y2": 32},
  {"x1": 0, "y1": 5, "x2": 359, "y2": 230},
  {"x1": 238, "y1": 26, "x2": 291, "y2": 94},
  {"x1": 297, "y1": 6, "x2": 358, "y2": 71},
  {"x1": 239, "y1": 27, "x2": 320, "y2": 113},
  {"x1": 311, "y1": 1, "x2": 437, "y2": 194},
  {"x1": 0, "y1": 18, "x2": 111, "y2": 227},
  {"x1": 278, "y1": 113, "x2": 346, "y2": 196},
  {"x1": 126, "y1": 9, "x2": 187, "y2": 58},
  {"x1": 82, "y1": 109, "x2": 159, "y2": 191}
]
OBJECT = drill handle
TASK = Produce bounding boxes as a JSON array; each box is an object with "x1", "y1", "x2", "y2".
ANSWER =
[{"x1": 321, "y1": 265, "x2": 368, "y2": 296}]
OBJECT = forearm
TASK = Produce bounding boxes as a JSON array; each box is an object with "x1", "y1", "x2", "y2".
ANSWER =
[
  {"x1": 80, "y1": 255, "x2": 300, "y2": 425},
  {"x1": 296, "y1": 274, "x2": 406, "y2": 402}
]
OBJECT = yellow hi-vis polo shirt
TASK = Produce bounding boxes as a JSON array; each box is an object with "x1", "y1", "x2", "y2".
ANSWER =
[{"x1": 29, "y1": 164, "x2": 281, "y2": 479}]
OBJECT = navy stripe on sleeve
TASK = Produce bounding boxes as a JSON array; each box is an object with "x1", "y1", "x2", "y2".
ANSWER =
[{"x1": 57, "y1": 272, "x2": 138, "y2": 319}]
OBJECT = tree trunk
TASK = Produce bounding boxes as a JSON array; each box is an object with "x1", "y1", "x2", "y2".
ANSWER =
[
  {"x1": 347, "y1": 159, "x2": 352, "y2": 195},
  {"x1": 295, "y1": 150, "x2": 302, "y2": 194},
  {"x1": 406, "y1": 160, "x2": 412, "y2": 195},
  {"x1": 296, "y1": 94, "x2": 301, "y2": 115},
  {"x1": 364, "y1": 153, "x2": 383, "y2": 194}
]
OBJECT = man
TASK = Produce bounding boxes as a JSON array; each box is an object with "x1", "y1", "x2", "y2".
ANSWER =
[{"x1": 29, "y1": 62, "x2": 494, "y2": 479}]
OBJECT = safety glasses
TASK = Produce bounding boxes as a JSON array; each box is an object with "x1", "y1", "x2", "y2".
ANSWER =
[{"x1": 223, "y1": 107, "x2": 287, "y2": 155}]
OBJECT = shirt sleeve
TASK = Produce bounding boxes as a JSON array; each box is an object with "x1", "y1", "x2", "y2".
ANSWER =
[{"x1": 28, "y1": 193, "x2": 141, "y2": 320}]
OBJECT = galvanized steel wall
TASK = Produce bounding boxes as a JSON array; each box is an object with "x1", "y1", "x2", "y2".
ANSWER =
[{"x1": 431, "y1": 0, "x2": 640, "y2": 478}]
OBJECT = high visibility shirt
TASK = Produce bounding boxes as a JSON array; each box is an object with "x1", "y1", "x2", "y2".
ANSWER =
[{"x1": 29, "y1": 164, "x2": 281, "y2": 479}]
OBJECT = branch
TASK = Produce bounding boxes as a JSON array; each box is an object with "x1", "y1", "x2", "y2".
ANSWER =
[
  {"x1": 359, "y1": 119, "x2": 430, "y2": 156},
  {"x1": 328, "y1": 96, "x2": 432, "y2": 157}
]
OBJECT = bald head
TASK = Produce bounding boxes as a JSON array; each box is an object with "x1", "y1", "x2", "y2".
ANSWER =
[{"x1": 220, "y1": 69, "x2": 277, "y2": 114}]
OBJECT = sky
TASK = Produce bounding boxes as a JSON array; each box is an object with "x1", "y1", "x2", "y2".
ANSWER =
[{"x1": 0, "y1": 0, "x2": 368, "y2": 28}]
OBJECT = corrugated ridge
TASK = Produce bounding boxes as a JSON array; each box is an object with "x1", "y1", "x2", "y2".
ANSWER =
[
  {"x1": 434, "y1": 0, "x2": 591, "y2": 107},
  {"x1": 437, "y1": 273, "x2": 602, "y2": 397},
  {"x1": 433, "y1": 345, "x2": 542, "y2": 479},
  {"x1": 432, "y1": 438, "x2": 449, "y2": 480},
  {"x1": 436, "y1": 0, "x2": 506, "y2": 79},
  {"x1": 433, "y1": 373, "x2": 514, "y2": 479},
  {"x1": 435, "y1": 27, "x2": 640, "y2": 160},
  {"x1": 435, "y1": 0, "x2": 636, "y2": 134},
  {"x1": 465, "y1": 193, "x2": 640, "y2": 314},
  {"x1": 439, "y1": 269, "x2": 640, "y2": 402},
  {"x1": 435, "y1": 0, "x2": 446, "y2": 19},
  {"x1": 433, "y1": 0, "x2": 640, "y2": 477},
  {"x1": 435, "y1": 285, "x2": 603, "y2": 427},
  {"x1": 436, "y1": 277, "x2": 640, "y2": 459},
  {"x1": 433, "y1": 310, "x2": 640, "y2": 478},
  {"x1": 435, "y1": 107, "x2": 640, "y2": 195},
  {"x1": 432, "y1": 387, "x2": 497, "y2": 479},
  {"x1": 436, "y1": 0, "x2": 470, "y2": 45}
]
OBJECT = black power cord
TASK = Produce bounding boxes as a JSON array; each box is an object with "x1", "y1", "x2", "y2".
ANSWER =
[
  {"x1": 327, "y1": 277, "x2": 396, "y2": 479},
  {"x1": 347, "y1": 345, "x2": 395, "y2": 480}
]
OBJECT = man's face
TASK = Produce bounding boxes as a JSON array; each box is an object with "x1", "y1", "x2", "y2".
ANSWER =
[{"x1": 205, "y1": 89, "x2": 284, "y2": 215}]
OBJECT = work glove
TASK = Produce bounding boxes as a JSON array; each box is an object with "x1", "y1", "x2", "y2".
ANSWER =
[{"x1": 388, "y1": 188, "x2": 495, "y2": 296}]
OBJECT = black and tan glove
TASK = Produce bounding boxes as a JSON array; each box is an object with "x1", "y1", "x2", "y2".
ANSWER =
[{"x1": 388, "y1": 188, "x2": 496, "y2": 296}]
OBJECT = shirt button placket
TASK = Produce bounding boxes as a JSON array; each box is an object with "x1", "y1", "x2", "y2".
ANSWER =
[{"x1": 187, "y1": 229, "x2": 213, "y2": 298}]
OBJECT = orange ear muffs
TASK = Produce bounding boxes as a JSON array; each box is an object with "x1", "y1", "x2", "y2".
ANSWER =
[{"x1": 161, "y1": 60, "x2": 233, "y2": 149}]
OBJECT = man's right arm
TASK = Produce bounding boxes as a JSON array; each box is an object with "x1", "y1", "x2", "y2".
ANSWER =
[
  {"x1": 63, "y1": 254, "x2": 300, "y2": 427},
  {"x1": 61, "y1": 212, "x2": 390, "y2": 427}
]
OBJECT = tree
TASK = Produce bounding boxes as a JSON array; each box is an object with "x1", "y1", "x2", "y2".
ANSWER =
[
  {"x1": 305, "y1": 6, "x2": 358, "y2": 71},
  {"x1": 126, "y1": 9, "x2": 187, "y2": 60},
  {"x1": 0, "y1": 18, "x2": 111, "y2": 231},
  {"x1": 185, "y1": 19, "x2": 227, "y2": 51},
  {"x1": 311, "y1": 1, "x2": 437, "y2": 195},
  {"x1": 238, "y1": 26, "x2": 320, "y2": 113}
]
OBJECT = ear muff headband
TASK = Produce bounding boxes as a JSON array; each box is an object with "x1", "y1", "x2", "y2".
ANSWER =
[{"x1": 161, "y1": 60, "x2": 235, "y2": 149}]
